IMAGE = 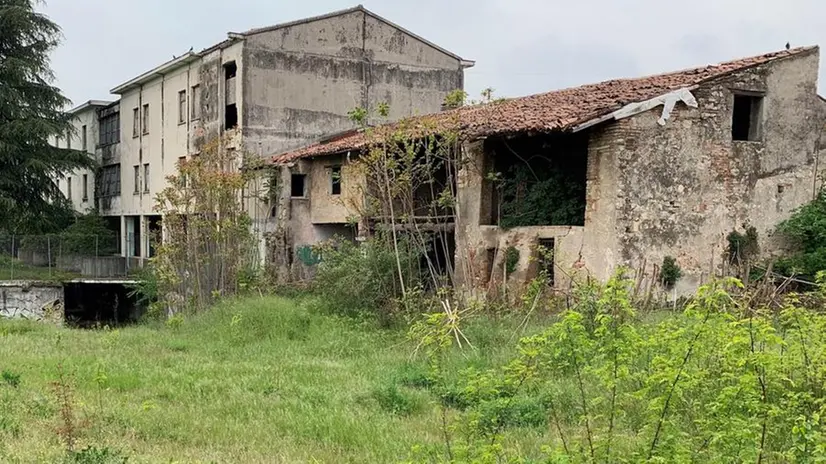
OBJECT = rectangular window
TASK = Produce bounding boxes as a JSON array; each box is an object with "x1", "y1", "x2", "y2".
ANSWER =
[
  {"x1": 81, "y1": 125, "x2": 87, "y2": 151},
  {"x1": 67, "y1": 177, "x2": 72, "y2": 200},
  {"x1": 66, "y1": 131, "x2": 71, "y2": 149},
  {"x1": 99, "y1": 164, "x2": 121, "y2": 197},
  {"x1": 99, "y1": 110, "x2": 120, "y2": 146},
  {"x1": 330, "y1": 166, "x2": 342, "y2": 195},
  {"x1": 224, "y1": 61, "x2": 237, "y2": 79},
  {"x1": 178, "y1": 90, "x2": 186, "y2": 124},
  {"x1": 132, "y1": 107, "x2": 139, "y2": 138},
  {"x1": 290, "y1": 174, "x2": 306, "y2": 198},
  {"x1": 142, "y1": 104, "x2": 149, "y2": 134},
  {"x1": 143, "y1": 163, "x2": 150, "y2": 193},
  {"x1": 133, "y1": 165, "x2": 140, "y2": 194},
  {"x1": 191, "y1": 85, "x2": 201, "y2": 120},
  {"x1": 225, "y1": 103, "x2": 238, "y2": 130},
  {"x1": 732, "y1": 94, "x2": 764, "y2": 141},
  {"x1": 82, "y1": 174, "x2": 88, "y2": 201}
]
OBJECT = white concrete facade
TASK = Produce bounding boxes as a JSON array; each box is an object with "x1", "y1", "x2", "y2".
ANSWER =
[{"x1": 52, "y1": 6, "x2": 469, "y2": 265}]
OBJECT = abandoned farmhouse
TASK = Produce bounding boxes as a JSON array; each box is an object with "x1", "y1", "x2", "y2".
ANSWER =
[
  {"x1": 51, "y1": 5, "x2": 472, "y2": 264},
  {"x1": 268, "y1": 46, "x2": 826, "y2": 294},
  {"x1": 43, "y1": 3, "x2": 826, "y2": 294}
]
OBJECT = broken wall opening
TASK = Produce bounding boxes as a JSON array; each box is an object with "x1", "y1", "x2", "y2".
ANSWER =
[
  {"x1": 64, "y1": 282, "x2": 143, "y2": 327},
  {"x1": 481, "y1": 132, "x2": 588, "y2": 227}
]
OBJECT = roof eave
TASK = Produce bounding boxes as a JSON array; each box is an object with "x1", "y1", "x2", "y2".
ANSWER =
[
  {"x1": 110, "y1": 52, "x2": 200, "y2": 95},
  {"x1": 67, "y1": 100, "x2": 115, "y2": 115}
]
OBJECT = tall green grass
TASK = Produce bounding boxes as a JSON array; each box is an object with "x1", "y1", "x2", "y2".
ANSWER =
[{"x1": 0, "y1": 295, "x2": 551, "y2": 463}]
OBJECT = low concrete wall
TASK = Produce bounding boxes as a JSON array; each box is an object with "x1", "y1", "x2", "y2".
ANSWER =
[
  {"x1": 0, "y1": 281, "x2": 63, "y2": 321},
  {"x1": 81, "y1": 257, "x2": 127, "y2": 278}
]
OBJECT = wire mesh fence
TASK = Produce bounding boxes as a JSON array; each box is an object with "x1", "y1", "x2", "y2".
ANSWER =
[{"x1": 0, "y1": 234, "x2": 135, "y2": 280}]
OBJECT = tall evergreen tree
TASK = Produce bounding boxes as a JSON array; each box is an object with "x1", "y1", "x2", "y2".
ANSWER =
[{"x1": 0, "y1": 0, "x2": 93, "y2": 233}]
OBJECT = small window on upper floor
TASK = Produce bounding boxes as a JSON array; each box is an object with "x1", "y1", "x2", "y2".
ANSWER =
[
  {"x1": 132, "y1": 107, "x2": 139, "y2": 138},
  {"x1": 732, "y1": 94, "x2": 764, "y2": 141},
  {"x1": 291, "y1": 174, "x2": 306, "y2": 198},
  {"x1": 191, "y1": 85, "x2": 201, "y2": 121},
  {"x1": 81, "y1": 125, "x2": 87, "y2": 151},
  {"x1": 224, "y1": 61, "x2": 237, "y2": 80},
  {"x1": 330, "y1": 166, "x2": 342, "y2": 195},
  {"x1": 142, "y1": 104, "x2": 149, "y2": 134},
  {"x1": 178, "y1": 90, "x2": 187, "y2": 124}
]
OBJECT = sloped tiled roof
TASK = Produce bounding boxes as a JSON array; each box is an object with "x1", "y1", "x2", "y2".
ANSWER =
[{"x1": 270, "y1": 46, "x2": 817, "y2": 165}]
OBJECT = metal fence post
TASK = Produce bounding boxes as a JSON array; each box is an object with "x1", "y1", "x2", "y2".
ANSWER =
[{"x1": 47, "y1": 235, "x2": 52, "y2": 278}]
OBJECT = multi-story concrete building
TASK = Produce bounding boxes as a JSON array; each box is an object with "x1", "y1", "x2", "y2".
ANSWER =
[{"x1": 55, "y1": 5, "x2": 471, "y2": 263}]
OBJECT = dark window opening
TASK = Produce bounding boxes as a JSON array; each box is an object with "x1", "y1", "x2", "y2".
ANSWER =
[
  {"x1": 331, "y1": 166, "x2": 342, "y2": 195},
  {"x1": 732, "y1": 94, "x2": 763, "y2": 141},
  {"x1": 97, "y1": 164, "x2": 121, "y2": 198},
  {"x1": 483, "y1": 132, "x2": 588, "y2": 227},
  {"x1": 536, "y1": 239, "x2": 555, "y2": 286},
  {"x1": 291, "y1": 174, "x2": 306, "y2": 198},
  {"x1": 224, "y1": 61, "x2": 237, "y2": 79},
  {"x1": 147, "y1": 216, "x2": 162, "y2": 258},
  {"x1": 225, "y1": 103, "x2": 238, "y2": 130}
]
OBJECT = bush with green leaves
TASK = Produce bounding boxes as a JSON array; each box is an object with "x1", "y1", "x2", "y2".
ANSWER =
[
  {"x1": 409, "y1": 271, "x2": 826, "y2": 463},
  {"x1": 312, "y1": 235, "x2": 420, "y2": 320},
  {"x1": 660, "y1": 255, "x2": 682, "y2": 288},
  {"x1": 776, "y1": 189, "x2": 826, "y2": 280}
]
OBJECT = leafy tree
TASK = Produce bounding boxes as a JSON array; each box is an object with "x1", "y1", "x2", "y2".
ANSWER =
[{"x1": 0, "y1": 0, "x2": 94, "y2": 233}]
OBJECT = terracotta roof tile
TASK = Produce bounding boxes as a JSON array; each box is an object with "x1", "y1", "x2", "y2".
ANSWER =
[{"x1": 270, "y1": 46, "x2": 816, "y2": 164}]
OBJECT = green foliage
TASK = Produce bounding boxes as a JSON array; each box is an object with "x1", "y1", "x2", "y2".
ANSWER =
[
  {"x1": 499, "y1": 163, "x2": 586, "y2": 228},
  {"x1": 660, "y1": 255, "x2": 682, "y2": 288},
  {"x1": 505, "y1": 246, "x2": 519, "y2": 275},
  {"x1": 0, "y1": 0, "x2": 95, "y2": 234},
  {"x1": 371, "y1": 383, "x2": 425, "y2": 416},
  {"x1": 777, "y1": 189, "x2": 826, "y2": 280},
  {"x1": 442, "y1": 89, "x2": 468, "y2": 109},
  {"x1": 63, "y1": 446, "x2": 128, "y2": 464},
  {"x1": 348, "y1": 107, "x2": 368, "y2": 126},
  {"x1": 312, "y1": 235, "x2": 419, "y2": 321},
  {"x1": 408, "y1": 273, "x2": 826, "y2": 463},
  {"x1": 726, "y1": 225, "x2": 759, "y2": 266},
  {"x1": 59, "y1": 215, "x2": 118, "y2": 255},
  {"x1": 1, "y1": 370, "x2": 21, "y2": 388}
]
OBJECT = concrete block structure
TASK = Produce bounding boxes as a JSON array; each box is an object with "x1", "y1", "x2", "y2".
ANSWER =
[
  {"x1": 52, "y1": 6, "x2": 471, "y2": 265},
  {"x1": 269, "y1": 47, "x2": 826, "y2": 293}
]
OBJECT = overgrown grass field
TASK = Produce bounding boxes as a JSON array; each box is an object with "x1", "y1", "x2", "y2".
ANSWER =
[{"x1": 0, "y1": 296, "x2": 551, "y2": 463}]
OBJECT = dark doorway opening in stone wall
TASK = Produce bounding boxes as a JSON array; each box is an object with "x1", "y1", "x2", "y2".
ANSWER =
[
  {"x1": 481, "y1": 132, "x2": 588, "y2": 227},
  {"x1": 64, "y1": 282, "x2": 143, "y2": 327},
  {"x1": 536, "y1": 238, "x2": 555, "y2": 287},
  {"x1": 420, "y1": 231, "x2": 455, "y2": 289}
]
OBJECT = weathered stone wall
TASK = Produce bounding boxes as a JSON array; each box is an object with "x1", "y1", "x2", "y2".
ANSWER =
[
  {"x1": 0, "y1": 282, "x2": 63, "y2": 321},
  {"x1": 454, "y1": 50, "x2": 824, "y2": 295},
  {"x1": 584, "y1": 49, "x2": 824, "y2": 292}
]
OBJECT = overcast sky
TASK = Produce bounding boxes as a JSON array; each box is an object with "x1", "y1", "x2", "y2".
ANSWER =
[{"x1": 42, "y1": 0, "x2": 826, "y2": 107}]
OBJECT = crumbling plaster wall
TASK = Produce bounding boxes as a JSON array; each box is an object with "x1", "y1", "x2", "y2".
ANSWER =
[
  {"x1": 586, "y1": 49, "x2": 825, "y2": 292},
  {"x1": 241, "y1": 10, "x2": 463, "y2": 157},
  {"x1": 455, "y1": 50, "x2": 824, "y2": 294},
  {"x1": 308, "y1": 153, "x2": 364, "y2": 224},
  {"x1": 0, "y1": 282, "x2": 63, "y2": 322}
]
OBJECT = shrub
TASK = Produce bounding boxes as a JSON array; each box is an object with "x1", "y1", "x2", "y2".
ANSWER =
[
  {"x1": 1, "y1": 370, "x2": 21, "y2": 388},
  {"x1": 312, "y1": 235, "x2": 419, "y2": 320},
  {"x1": 726, "y1": 225, "x2": 759, "y2": 266},
  {"x1": 660, "y1": 256, "x2": 682, "y2": 288},
  {"x1": 776, "y1": 189, "x2": 826, "y2": 280},
  {"x1": 63, "y1": 446, "x2": 129, "y2": 464},
  {"x1": 371, "y1": 383, "x2": 424, "y2": 416}
]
